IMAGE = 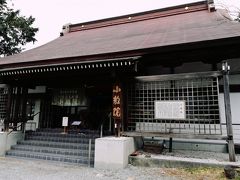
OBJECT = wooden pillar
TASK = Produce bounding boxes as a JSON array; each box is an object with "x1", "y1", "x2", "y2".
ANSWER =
[
  {"x1": 4, "y1": 86, "x2": 13, "y2": 131},
  {"x1": 169, "y1": 66, "x2": 175, "y2": 152},
  {"x1": 169, "y1": 137, "x2": 173, "y2": 152},
  {"x1": 122, "y1": 82, "x2": 128, "y2": 133},
  {"x1": 13, "y1": 87, "x2": 21, "y2": 131},
  {"x1": 21, "y1": 87, "x2": 28, "y2": 132},
  {"x1": 222, "y1": 61, "x2": 236, "y2": 162}
]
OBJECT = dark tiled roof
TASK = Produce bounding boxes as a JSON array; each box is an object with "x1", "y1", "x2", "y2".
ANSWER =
[{"x1": 1, "y1": 1, "x2": 240, "y2": 68}]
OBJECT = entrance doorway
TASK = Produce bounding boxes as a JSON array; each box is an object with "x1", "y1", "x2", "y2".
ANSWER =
[{"x1": 39, "y1": 84, "x2": 112, "y2": 131}]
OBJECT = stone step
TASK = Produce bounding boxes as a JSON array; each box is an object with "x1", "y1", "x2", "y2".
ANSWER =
[
  {"x1": 17, "y1": 140, "x2": 95, "y2": 150},
  {"x1": 27, "y1": 131, "x2": 99, "y2": 139},
  {"x1": 25, "y1": 135, "x2": 95, "y2": 144},
  {"x1": 7, "y1": 128, "x2": 98, "y2": 166},
  {"x1": 37, "y1": 128, "x2": 99, "y2": 135},
  {"x1": 11, "y1": 145, "x2": 94, "y2": 157},
  {"x1": 6, "y1": 150, "x2": 94, "y2": 165}
]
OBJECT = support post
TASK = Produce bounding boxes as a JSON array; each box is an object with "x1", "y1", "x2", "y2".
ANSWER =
[
  {"x1": 21, "y1": 87, "x2": 28, "y2": 132},
  {"x1": 114, "y1": 121, "x2": 121, "y2": 137},
  {"x1": 100, "y1": 124, "x2": 103, "y2": 138},
  {"x1": 13, "y1": 87, "x2": 21, "y2": 131},
  {"x1": 4, "y1": 86, "x2": 13, "y2": 131},
  {"x1": 109, "y1": 112, "x2": 112, "y2": 133},
  {"x1": 63, "y1": 126, "x2": 67, "y2": 134},
  {"x1": 117, "y1": 122, "x2": 121, "y2": 137},
  {"x1": 169, "y1": 137, "x2": 173, "y2": 152},
  {"x1": 222, "y1": 61, "x2": 236, "y2": 162},
  {"x1": 88, "y1": 139, "x2": 92, "y2": 167}
]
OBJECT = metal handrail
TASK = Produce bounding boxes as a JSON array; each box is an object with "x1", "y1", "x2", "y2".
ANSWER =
[
  {"x1": 7, "y1": 122, "x2": 24, "y2": 135},
  {"x1": 29, "y1": 111, "x2": 41, "y2": 119},
  {"x1": 88, "y1": 139, "x2": 92, "y2": 167},
  {"x1": 98, "y1": 112, "x2": 112, "y2": 138},
  {"x1": 7, "y1": 111, "x2": 40, "y2": 136}
]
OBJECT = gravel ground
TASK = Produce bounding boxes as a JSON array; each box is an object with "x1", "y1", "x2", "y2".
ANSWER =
[
  {"x1": 0, "y1": 157, "x2": 179, "y2": 180},
  {"x1": 0, "y1": 150, "x2": 239, "y2": 180},
  {"x1": 163, "y1": 150, "x2": 240, "y2": 162},
  {"x1": 136, "y1": 149, "x2": 240, "y2": 167}
]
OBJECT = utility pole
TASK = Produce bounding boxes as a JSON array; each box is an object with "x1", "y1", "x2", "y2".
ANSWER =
[{"x1": 222, "y1": 61, "x2": 236, "y2": 162}]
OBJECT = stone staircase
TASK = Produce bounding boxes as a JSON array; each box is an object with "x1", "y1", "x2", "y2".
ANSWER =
[{"x1": 6, "y1": 129, "x2": 99, "y2": 166}]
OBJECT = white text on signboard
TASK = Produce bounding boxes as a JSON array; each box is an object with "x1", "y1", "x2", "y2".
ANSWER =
[
  {"x1": 154, "y1": 101, "x2": 186, "y2": 120},
  {"x1": 62, "y1": 117, "x2": 68, "y2": 127}
]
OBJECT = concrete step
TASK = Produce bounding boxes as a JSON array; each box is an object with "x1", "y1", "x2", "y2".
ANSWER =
[
  {"x1": 6, "y1": 150, "x2": 94, "y2": 165},
  {"x1": 17, "y1": 140, "x2": 95, "y2": 150},
  {"x1": 11, "y1": 145, "x2": 94, "y2": 157},
  {"x1": 25, "y1": 135, "x2": 96, "y2": 144},
  {"x1": 27, "y1": 131, "x2": 99, "y2": 139}
]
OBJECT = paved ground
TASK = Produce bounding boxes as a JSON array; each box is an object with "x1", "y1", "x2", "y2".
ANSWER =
[{"x1": 0, "y1": 157, "x2": 178, "y2": 180}]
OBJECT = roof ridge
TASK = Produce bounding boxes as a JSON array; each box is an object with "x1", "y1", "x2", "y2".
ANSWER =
[{"x1": 66, "y1": 1, "x2": 208, "y2": 33}]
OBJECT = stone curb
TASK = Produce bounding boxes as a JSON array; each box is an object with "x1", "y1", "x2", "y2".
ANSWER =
[{"x1": 129, "y1": 155, "x2": 240, "y2": 168}]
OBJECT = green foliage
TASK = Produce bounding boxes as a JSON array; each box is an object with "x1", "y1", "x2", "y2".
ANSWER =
[
  {"x1": 183, "y1": 167, "x2": 226, "y2": 180},
  {"x1": 0, "y1": 0, "x2": 38, "y2": 56}
]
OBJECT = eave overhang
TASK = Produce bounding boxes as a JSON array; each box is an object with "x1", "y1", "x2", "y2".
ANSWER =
[{"x1": 0, "y1": 56, "x2": 140, "y2": 77}]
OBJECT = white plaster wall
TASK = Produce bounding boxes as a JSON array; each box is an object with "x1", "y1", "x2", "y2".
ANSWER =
[
  {"x1": 28, "y1": 86, "x2": 46, "y2": 94},
  {"x1": 0, "y1": 132, "x2": 23, "y2": 156},
  {"x1": 25, "y1": 99, "x2": 41, "y2": 131},
  {"x1": 0, "y1": 132, "x2": 7, "y2": 156},
  {"x1": 0, "y1": 120, "x2": 4, "y2": 132},
  {"x1": 33, "y1": 99, "x2": 41, "y2": 129},
  {"x1": 229, "y1": 75, "x2": 240, "y2": 85},
  {"x1": 219, "y1": 75, "x2": 240, "y2": 86},
  {"x1": 6, "y1": 132, "x2": 24, "y2": 150},
  {"x1": 175, "y1": 62, "x2": 212, "y2": 73},
  {"x1": 219, "y1": 93, "x2": 240, "y2": 143}
]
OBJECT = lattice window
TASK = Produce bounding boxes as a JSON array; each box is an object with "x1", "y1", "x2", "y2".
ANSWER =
[
  {"x1": 127, "y1": 76, "x2": 222, "y2": 135},
  {"x1": 0, "y1": 88, "x2": 8, "y2": 121}
]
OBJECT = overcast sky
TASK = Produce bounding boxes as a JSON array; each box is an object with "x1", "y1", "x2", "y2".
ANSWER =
[{"x1": 10, "y1": 0, "x2": 240, "y2": 50}]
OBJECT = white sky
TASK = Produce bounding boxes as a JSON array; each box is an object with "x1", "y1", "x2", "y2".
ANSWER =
[{"x1": 10, "y1": 0, "x2": 240, "y2": 50}]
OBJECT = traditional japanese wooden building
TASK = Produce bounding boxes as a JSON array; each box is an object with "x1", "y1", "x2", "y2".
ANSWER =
[{"x1": 0, "y1": 0, "x2": 240, "y2": 163}]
